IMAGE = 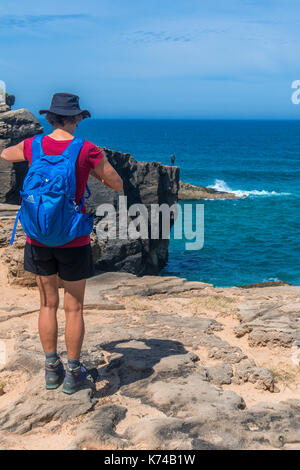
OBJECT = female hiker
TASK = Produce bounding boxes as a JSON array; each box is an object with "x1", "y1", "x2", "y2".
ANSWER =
[{"x1": 0, "y1": 93, "x2": 123, "y2": 394}]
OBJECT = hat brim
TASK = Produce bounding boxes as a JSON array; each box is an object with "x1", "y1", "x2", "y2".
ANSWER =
[{"x1": 39, "y1": 109, "x2": 91, "y2": 119}]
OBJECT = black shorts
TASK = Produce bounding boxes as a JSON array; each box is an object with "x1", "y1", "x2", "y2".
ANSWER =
[{"x1": 24, "y1": 242, "x2": 95, "y2": 281}]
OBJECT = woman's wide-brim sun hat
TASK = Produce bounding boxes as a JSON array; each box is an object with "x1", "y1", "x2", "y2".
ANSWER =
[{"x1": 39, "y1": 92, "x2": 91, "y2": 119}]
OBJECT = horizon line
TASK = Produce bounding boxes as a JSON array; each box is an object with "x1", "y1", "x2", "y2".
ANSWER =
[{"x1": 37, "y1": 116, "x2": 300, "y2": 122}]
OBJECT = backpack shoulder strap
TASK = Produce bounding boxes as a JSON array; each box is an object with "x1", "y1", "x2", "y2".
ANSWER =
[
  {"x1": 63, "y1": 138, "x2": 93, "y2": 205},
  {"x1": 31, "y1": 134, "x2": 45, "y2": 163},
  {"x1": 62, "y1": 137, "x2": 84, "y2": 164},
  {"x1": 63, "y1": 138, "x2": 86, "y2": 202}
]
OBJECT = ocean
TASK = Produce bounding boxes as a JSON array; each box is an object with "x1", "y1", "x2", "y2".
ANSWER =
[{"x1": 43, "y1": 119, "x2": 300, "y2": 287}]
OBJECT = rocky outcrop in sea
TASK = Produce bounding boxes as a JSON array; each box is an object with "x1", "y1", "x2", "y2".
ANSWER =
[{"x1": 178, "y1": 181, "x2": 241, "y2": 200}]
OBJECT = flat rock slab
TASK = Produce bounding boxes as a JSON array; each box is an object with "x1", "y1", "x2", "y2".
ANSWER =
[
  {"x1": 0, "y1": 203, "x2": 19, "y2": 218},
  {"x1": 0, "y1": 307, "x2": 40, "y2": 323},
  {"x1": 236, "y1": 287, "x2": 300, "y2": 347},
  {"x1": 0, "y1": 375, "x2": 96, "y2": 434},
  {"x1": 85, "y1": 273, "x2": 211, "y2": 301},
  {"x1": 0, "y1": 204, "x2": 20, "y2": 212}
]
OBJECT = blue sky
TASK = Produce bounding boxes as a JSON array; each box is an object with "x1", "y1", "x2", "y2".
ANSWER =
[{"x1": 1, "y1": 0, "x2": 300, "y2": 118}]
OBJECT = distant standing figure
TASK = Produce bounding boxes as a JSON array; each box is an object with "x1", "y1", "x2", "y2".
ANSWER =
[{"x1": 170, "y1": 154, "x2": 175, "y2": 166}]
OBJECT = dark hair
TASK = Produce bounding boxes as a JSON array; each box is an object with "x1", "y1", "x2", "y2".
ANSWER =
[{"x1": 46, "y1": 112, "x2": 81, "y2": 127}]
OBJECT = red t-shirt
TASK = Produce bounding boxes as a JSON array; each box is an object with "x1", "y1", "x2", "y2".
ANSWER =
[{"x1": 23, "y1": 135, "x2": 104, "y2": 248}]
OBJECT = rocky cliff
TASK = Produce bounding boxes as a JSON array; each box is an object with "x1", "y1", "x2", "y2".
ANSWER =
[
  {"x1": 0, "y1": 94, "x2": 43, "y2": 204},
  {"x1": 0, "y1": 99, "x2": 179, "y2": 275},
  {"x1": 88, "y1": 148, "x2": 179, "y2": 275}
]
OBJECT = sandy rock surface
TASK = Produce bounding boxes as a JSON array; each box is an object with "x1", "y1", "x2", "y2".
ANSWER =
[{"x1": 0, "y1": 259, "x2": 300, "y2": 449}]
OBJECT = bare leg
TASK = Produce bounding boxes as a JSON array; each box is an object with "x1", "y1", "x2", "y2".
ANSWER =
[
  {"x1": 36, "y1": 274, "x2": 59, "y2": 354},
  {"x1": 63, "y1": 279, "x2": 86, "y2": 359}
]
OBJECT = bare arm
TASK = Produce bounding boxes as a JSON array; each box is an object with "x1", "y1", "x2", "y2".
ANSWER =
[
  {"x1": 1, "y1": 141, "x2": 25, "y2": 162},
  {"x1": 90, "y1": 156, "x2": 123, "y2": 191}
]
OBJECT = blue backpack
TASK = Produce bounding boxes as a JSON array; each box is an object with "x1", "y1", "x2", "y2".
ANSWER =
[{"x1": 10, "y1": 134, "x2": 94, "y2": 246}]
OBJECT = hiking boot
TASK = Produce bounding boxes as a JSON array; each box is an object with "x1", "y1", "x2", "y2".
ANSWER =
[
  {"x1": 45, "y1": 358, "x2": 65, "y2": 390},
  {"x1": 62, "y1": 364, "x2": 87, "y2": 395}
]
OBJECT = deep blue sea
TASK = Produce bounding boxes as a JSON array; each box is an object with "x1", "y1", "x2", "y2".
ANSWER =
[{"x1": 44, "y1": 119, "x2": 300, "y2": 287}]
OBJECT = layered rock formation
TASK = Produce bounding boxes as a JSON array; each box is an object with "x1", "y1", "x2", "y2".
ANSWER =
[
  {"x1": 0, "y1": 93, "x2": 15, "y2": 113},
  {"x1": 0, "y1": 94, "x2": 43, "y2": 203},
  {"x1": 88, "y1": 149, "x2": 179, "y2": 275}
]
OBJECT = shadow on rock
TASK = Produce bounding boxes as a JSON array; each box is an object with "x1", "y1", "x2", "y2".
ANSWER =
[{"x1": 97, "y1": 338, "x2": 190, "y2": 397}]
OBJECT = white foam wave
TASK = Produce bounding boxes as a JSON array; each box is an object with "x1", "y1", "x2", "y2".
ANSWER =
[{"x1": 207, "y1": 179, "x2": 291, "y2": 197}]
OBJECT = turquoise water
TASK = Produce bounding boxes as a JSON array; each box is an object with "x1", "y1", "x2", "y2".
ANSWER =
[{"x1": 43, "y1": 119, "x2": 300, "y2": 287}]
